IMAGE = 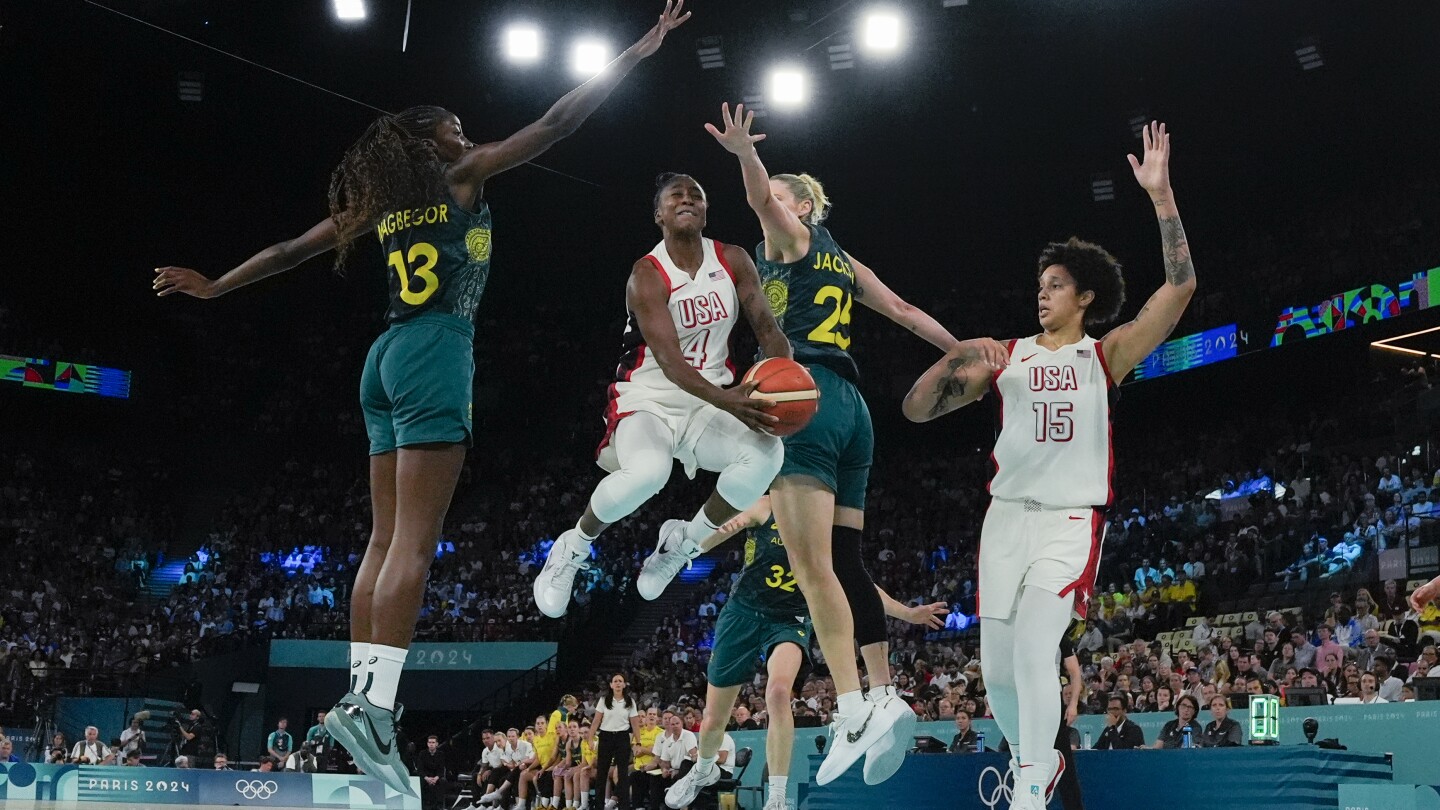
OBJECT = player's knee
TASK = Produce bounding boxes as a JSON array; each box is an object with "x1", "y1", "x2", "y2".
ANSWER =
[
  {"x1": 742, "y1": 431, "x2": 785, "y2": 474},
  {"x1": 625, "y1": 455, "x2": 672, "y2": 500},
  {"x1": 700, "y1": 704, "x2": 727, "y2": 733},
  {"x1": 765, "y1": 681, "x2": 793, "y2": 710}
]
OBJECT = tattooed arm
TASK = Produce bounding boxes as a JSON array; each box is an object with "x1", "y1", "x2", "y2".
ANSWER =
[
  {"x1": 901, "y1": 338, "x2": 1011, "y2": 422},
  {"x1": 847, "y1": 253, "x2": 959, "y2": 352},
  {"x1": 1099, "y1": 121, "x2": 1197, "y2": 382}
]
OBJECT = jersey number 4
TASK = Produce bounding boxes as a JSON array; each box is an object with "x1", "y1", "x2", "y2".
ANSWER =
[
  {"x1": 681, "y1": 332, "x2": 710, "y2": 370},
  {"x1": 807, "y1": 285, "x2": 852, "y2": 350},
  {"x1": 1032, "y1": 401, "x2": 1074, "y2": 442},
  {"x1": 388, "y1": 242, "x2": 441, "y2": 306},
  {"x1": 765, "y1": 565, "x2": 798, "y2": 592}
]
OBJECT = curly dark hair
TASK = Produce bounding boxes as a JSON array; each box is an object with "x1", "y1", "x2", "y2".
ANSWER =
[
  {"x1": 327, "y1": 105, "x2": 452, "y2": 271},
  {"x1": 652, "y1": 172, "x2": 701, "y2": 213},
  {"x1": 1036, "y1": 236, "x2": 1127, "y2": 326}
]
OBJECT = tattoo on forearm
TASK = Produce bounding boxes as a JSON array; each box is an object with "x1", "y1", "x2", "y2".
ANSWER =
[
  {"x1": 1158, "y1": 215, "x2": 1195, "y2": 286},
  {"x1": 926, "y1": 355, "x2": 972, "y2": 419}
]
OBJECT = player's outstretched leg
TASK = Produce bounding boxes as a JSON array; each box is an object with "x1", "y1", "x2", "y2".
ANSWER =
[
  {"x1": 329, "y1": 442, "x2": 464, "y2": 798},
  {"x1": 638, "y1": 413, "x2": 781, "y2": 600},
  {"x1": 535, "y1": 413, "x2": 674, "y2": 617}
]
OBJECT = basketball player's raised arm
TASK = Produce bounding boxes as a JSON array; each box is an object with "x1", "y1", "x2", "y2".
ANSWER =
[
  {"x1": 626, "y1": 262, "x2": 778, "y2": 433},
  {"x1": 154, "y1": 216, "x2": 339, "y2": 299},
  {"x1": 875, "y1": 586, "x2": 950, "y2": 629},
  {"x1": 705, "y1": 103, "x2": 809, "y2": 259},
  {"x1": 1099, "y1": 121, "x2": 1197, "y2": 382},
  {"x1": 725, "y1": 245, "x2": 792, "y2": 361},
  {"x1": 454, "y1": 2, "x2": 690, "y2": 187},
  {"x1": 847, "y1": 254, "x2": 958, "y2": 352},
  {"x1": 901, "y1": 338, "x2": 1012, "y2": 422}
]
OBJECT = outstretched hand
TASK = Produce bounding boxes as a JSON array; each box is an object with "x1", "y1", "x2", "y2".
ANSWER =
[
  {"x1": 902, "y1": 601, "x2": 950, "y2": 630},
  {"x1": 632, "y1": 0, "x2": 691, "y2": 60},
  {"x1": 153, "y1": 266, "x2": 217, "y2": 299},
  {"x1": 1127, "y1": 120, "x2": 1172, "y2": 198},
  {"x1": 704, "y1": 103, "x2": 767, "y2": 156}
]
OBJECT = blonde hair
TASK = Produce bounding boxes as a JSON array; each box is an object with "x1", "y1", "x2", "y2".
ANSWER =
[{"x1": 772, "y1": 173, "x2": 831, "y2": 225}]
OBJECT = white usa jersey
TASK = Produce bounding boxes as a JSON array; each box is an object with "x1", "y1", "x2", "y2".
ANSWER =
[
  {"x1": 611, "y1": 238, "x2": 738, "y2": 394},
  {"x1": 988, "y1": 334, "x2": 1116, "y2": 508}
]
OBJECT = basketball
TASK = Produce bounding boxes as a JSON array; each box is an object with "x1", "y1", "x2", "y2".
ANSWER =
[{"x1": 742, "y1": 358, "x2": 819, "y2": 436}]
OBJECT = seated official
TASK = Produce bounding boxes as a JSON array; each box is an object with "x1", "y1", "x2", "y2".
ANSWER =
[
  {"x1": 949, "y1": 709, "x2": 979, "y2": 753},
  {"x1": 1199, "y1": 695, "x2": 1243, "y2": 747},
  {"x1": 1152, "y1": 695, "x2": 1202, "y2": 749},
  {"x1": 1093, "y1": 696, "x2": 1145, "y2": 750}
]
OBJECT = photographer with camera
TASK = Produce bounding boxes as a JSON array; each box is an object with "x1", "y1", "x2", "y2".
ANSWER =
[
  {"x1": 285, "y1": 740, "x2": 321, "y2": 774},
  {"x1": 121, "y1": 716, "x2": 147, "y2": 761}
]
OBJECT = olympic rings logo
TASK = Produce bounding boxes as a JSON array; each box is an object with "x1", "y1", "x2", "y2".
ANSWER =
[
  {"x1": 977, "y1": 765, "x2": 1014, "y2": 810},
  {"x1": 235, "y1": 779, "x2": 279, "y2": 800}
]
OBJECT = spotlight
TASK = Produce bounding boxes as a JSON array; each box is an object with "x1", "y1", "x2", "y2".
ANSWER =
[
  {"x1": 828, "y1": 42, "x2": 855, "y2": 71},
  {"x1": 333, "y1": 0, "x2": 365, "y2": 21},
  {"x1": 504, "y1": 24, "x2": 542, "y2": 64},
  {"x1": 1294, "y1": 41, "x2": 1324, "y2": 71},
  {"x1": 860, "y1": 9, "x2": 904, "y2": 55},
  {"x1": 1128, "y1": 113, "x2": 1149, "y2": 139},
  {"x1": 742, "y1": 94, "x2": 769, "y2": 119},
  {"x1": 942, "y1": 0, "x2": 969, "y2": 6},
  {"x1": 572, "y1": 39, "x2": 612, "y2": 78},
  {"x1": 768, "y1": 66, "x2": 809, "y2": 108}
]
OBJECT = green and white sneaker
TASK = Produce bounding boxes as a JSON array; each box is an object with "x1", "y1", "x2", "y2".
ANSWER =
[{"x1": 324, "y1": 692, "x2": 416, "y2": 797}]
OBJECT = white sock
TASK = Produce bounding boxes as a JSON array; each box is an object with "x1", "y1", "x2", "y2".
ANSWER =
[
  {"x1": 836, "y1": 690, "x2": 865, "y2": 717},
  {"x1": 365, "y1": 644, "x2": 407, "y2": 711},
  {"x1": 695, "y1": 754, "x2": 717, "y2": 774},
  {"x1": 681, "y1": 508, "x2": 719, "y2": 549},
  {"x1": 866, "y1": 684, "x2": 896, "y2": 702},
  {"x1": 769, "y1": 775, "x2": 788, "y2": 798},
  {"x1": 349, "y1": 642, "x2": 370, "y2": 695}
]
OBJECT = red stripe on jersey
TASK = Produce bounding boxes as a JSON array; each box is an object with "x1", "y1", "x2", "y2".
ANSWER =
[
  {"x1": 1058, "y1": 509, "x2": 1107, "y2": 619},
  {"x1": 595, "y1": 384, "x2": 637, "y2": 460},
  {"x1": 712, "y1": 241, "x2": 737, "y2": 283},
  {"x1": 985, "y1": 339, "x2": 1019, "y2": 495},
  {"x1": 1093, "y1": 340, "x2": 1117, "y2": 506},
  {"x1": 644, "y1": 255, "x2": 677, "y2": 293}
]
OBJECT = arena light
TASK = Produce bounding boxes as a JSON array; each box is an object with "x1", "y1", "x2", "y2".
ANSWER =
[
  {"x1": 696, "y1": 36, "x2": 725, "y2": 70},
  {"x1": 333, "y1": 0, "x2": 365, "y2": 21},
  {"x1": 828, "y1": 41, "x2": 855, "y2": 70},
  {"x1": 1091, "y1": 174, "x2": 1115, "y2": 203},
  {"x1": 504, "y1": 24, "x2": 542, "y2": 64},
  {"x1": 1295, "y1": 42, "x2": 1324, "y2": 71},
  {"x1": 860, "y1": 9, "x2": 905, "y2": 55},
  {"x1": 1372, "y1": 325, "x2": 1440, "y2": 359},
  {"x1": 1128, "y1": 113, "x2": 1149, "y2": 139},
  {"x1": 742, "y1": 93, "x2": 769, "y2": 119},
  {"x1": 768, "y1": 66, "x2": 809, "y2": 109},
  {"x1": 177, "y1": 71, "x2": 203, "y2": 103},
  {"x1": 942, "y1": 0, "x2": 969, "y2": 6},
  {"x1": 571, "y1": 39, "x2": 612, "y2": 78}
]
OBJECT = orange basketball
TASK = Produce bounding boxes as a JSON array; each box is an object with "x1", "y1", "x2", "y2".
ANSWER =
[{"x1": 742, "y1": 358, "x2": 819, "y2": 437}]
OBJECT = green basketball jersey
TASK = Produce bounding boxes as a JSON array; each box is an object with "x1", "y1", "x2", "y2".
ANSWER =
[
  {"x1": 755, "y1": 224, "x2": 860, "y2": 383},
  {"x1": 730, "y1": 516, "x2": 809, "y2": 618},
  {"x1": 375, "y1": 196, "x2": 493, "y2": 324}
]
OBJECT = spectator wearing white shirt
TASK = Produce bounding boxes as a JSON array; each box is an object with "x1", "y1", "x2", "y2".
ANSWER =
[
  {"x1": 1191, "y1": 615, "x2": 1214, "y2": 646},
  {"x1": 687, "y1": 732, "x2": 735, "y2": 777},
  {"x1": 119, "y1": 717, "x2": 146, "y2": 760},
  {"x1": 1374, "y1": 658, "x2": 1406, "y2": 702},
  {"x1": 638, "y1": 712, "x2": 696, "y2": 810},
  {"x1": 1377, "y1": 469, "x2": 1402, "y2": 494}
]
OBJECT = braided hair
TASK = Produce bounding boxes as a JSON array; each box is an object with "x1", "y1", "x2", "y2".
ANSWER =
[{"x1": 327, "y1": 105, "x2": 452, "y2": 271}]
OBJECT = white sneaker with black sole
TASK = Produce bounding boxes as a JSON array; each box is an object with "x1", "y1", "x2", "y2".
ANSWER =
[{"x1": 533, "y1": 529, "x2": 592, "y2": 618}]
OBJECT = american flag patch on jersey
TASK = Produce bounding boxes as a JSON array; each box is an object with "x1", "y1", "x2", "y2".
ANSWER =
[
  {"x1": 709, "y1": 269, "x2": 726, "y2": 281},
  {"x1": 1077, "y1": 349, "x2": 1092, "y2": 358}
]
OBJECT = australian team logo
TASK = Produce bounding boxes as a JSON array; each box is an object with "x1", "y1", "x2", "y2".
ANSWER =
[
  {"x1": 763, "y1": 278, "x2": 788, "y2": 319},
  {"x1": 235, "y1": 779, "x2": 278, "y2": 800},
  {"x1": 743, "y1": 537, "x2": 756, "y2": 567},
  {"x1": 465, "y1": 227, "x2": 492, "y2": 262}
]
